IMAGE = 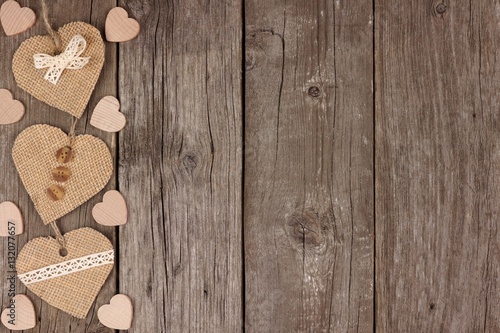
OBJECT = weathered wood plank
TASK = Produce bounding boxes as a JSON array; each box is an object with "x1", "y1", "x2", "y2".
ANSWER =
[
  {"x1": 117, "y1": 0, "x2": 243, "y2": 332},
  {"x1": 376, "y1": 0, "x2": 500, "y2": 331},
  {"x1": 0, "y1": 0, "x2": 117, "y2": 332},
  {"x1": 244, "y1": 0, "x2": 374, "y2": 332}
]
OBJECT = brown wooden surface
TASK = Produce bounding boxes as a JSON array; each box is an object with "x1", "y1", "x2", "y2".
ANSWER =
[
  {"x1": 2, "y1": 0, "x2": 500, "y2": 332},
  {"x1": 117, "y1": 0, "x2": 243, "y2": 332},
  {"x1": 375, "y1": 1, "x2": 500, "y2": 332},
  {"x1": 244, "y1": 0, "x2": 374, "y2": 332}
]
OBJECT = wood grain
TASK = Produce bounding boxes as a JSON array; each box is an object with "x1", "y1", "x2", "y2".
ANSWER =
[
  {"x1": 117, "y1": 0, "x2": 243, "y2": 332},
  {"x1": 245, "y1": 0, "x2": 374, "y2": 332},
  {"x1": 0, "y1": 0, "x2": 117, "y2": 332},
  {"x1": 376, "y1": 0, "x2": 500, "y2": 331},
  {"x1": 2, "y1": 0, "x2": 500, "y2": 331}
]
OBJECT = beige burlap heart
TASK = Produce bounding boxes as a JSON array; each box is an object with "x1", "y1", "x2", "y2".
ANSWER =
[
  {"x1": 16, "y1": 228, "x2": 114, "y2": 319},
  {"x1": 12, "y1": 125, "x2": 113, "y2": 225},
  {"x1": 12, "y1": 22, "x2": 105, "y2": 118}
]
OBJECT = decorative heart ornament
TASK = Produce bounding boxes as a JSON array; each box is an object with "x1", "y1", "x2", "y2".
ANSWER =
[
  {"x1": 12, "y1": 22, "x2": 105, "y2": 118},
  {"x1": 0, "y1": 89, "x2": 24, "y2": 125},
  {"x1": 12, "y1": 125, "x2": 113, "y2": 225},
  {"x1": 90, "y1": 96, "x2": 126, "y2": 132},
  {"x1": 0, "y1": 201, "x2": 23, "y2": 236},
  {"x1": 0, "y1": 1, "x2": 36, "y2": 36},
  {"x1": 98, "y1": 294, "x2": 133, "y2": 330},
  {"x1": 0, "y1": 294, "x2": 36, "y2": 330},
  {"x1": 105, "y1": 7, "x2": 140, "y2": 42},
  {"x1": 16, "y1": 228, "x2": 114, "y2": 319},
  {"x1": 93, "y1": 190, "x2": 128, "y2": 226}
]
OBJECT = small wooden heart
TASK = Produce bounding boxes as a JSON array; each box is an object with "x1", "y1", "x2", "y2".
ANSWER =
[
  {"x1": 12, "y1": 125, "x2": 113, "y2": 225},
  {"x1": 0, "y1": 294, "x2": 36, "y2": 330},
  {"x1": 105, "y1": 7, "x2": 140, "y2": 42},
  {"x1": 98, "y1": 294, "x2": 133, "y2": 330},
  {"x1": 93, "y1": 190, "x2": 128, "y2": 226},
  {"x1": 0, "y1": 201, "x2": 23, "y2": 236},
  {"x1": 16, "y1": 228, "x2": 114, "y2": 319},
  {"x1": 12, "y1": 22, "x2": 105, "y2": 118},
  {"x1": 90, "y1": 96, "x2": 126, "y2": 132},
  {"x1": 0, "y1": 89, "x2": 24, "y2": 125},
  {"x1": 0, "y1": 1, "x2": 35, "y2": 36}
]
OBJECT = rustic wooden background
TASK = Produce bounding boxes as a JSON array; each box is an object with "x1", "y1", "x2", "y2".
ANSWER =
[{"x1": 0, "y1": 0, "x2": 499, "y2": 332}]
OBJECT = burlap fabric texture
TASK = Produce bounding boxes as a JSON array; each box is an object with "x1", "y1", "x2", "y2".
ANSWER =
[
  {"x1": 12, "y1": 22, "x2": 105, "y2": 118},
  {"x1": 16, "y1": 228, "x2": 114, "y2": 319},
  {"x1": 12, "y1": 124, "x2": 113, "y2": 225}
]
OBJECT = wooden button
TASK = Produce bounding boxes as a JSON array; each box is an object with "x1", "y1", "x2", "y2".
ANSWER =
[
  {"x1": 56, "y1": 146, "x2": 73, "y2": 163},
  {"x1": 52, "y1": 166, "x2": 71, "y2": 182},
  {"x1": 47, "y1": 185, "x2": 65, "y2": 201}
]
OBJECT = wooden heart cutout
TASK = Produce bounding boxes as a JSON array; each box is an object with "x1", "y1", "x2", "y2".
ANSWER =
[
  {"x1": 12, "y1": 124, "x2": 113, "y2": 225},
  {"x1": 0, "y1": 1, "x2": 36, "y2": 36},
  {"x1": 12, "y1": 22, "x2": 105, "y2": 118},
  {"x1": 105, "y1": 7, "x2": 140, "y2": 42},
  {"x1": 98, "y1": 294, "x2": 133, "y2": 330},
  {"x1": 1, "y1": 294, "x2": 36, "y2": 330},
  {"x1": 0, "y1": 89, "x2": 24, "y2": 125},
  {"x1": 16, "y1": 228, "x2": 114, "y2": 319},
  {"x1": 93, "y1": 190, "x2": 128, "y2": 226},
  {"x1": 90, "y1": 96, "x2": 126, "y2": 132},
  {"x1": 0, "y1": 201, "x2": 23, "y2": 236}
]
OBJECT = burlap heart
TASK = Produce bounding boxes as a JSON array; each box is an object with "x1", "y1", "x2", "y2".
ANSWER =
[
  {"x1": 16, "y1": 228, "x2": 114, "y2": 319},
  {"x1": 12, "y1": 125, "x2": 113, "y2": 225},
  {"x1": 12, "y1": 22, "x2": 105, "y2": 118}
]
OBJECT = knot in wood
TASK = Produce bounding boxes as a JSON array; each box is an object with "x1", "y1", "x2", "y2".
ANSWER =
[
  {"x1": 435, "y1": 3, "x2": 447, "y2": 14},
  {"x1": 308, "y1": 86, "x2": 321, "y2": 98},
  {"x1": 287, "y1": 210, "x2": 324, "y2": 248},
  {"x1": 246, "y1": 52, "x2": 256, "y2": 71},
  {"x1": 182, "y1": 153, "x2": 198, "y2": 171}
]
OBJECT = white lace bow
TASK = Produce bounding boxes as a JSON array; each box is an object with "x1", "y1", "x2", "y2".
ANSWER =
[{"x1": 34, "y1": 34, "x2": 91, "y2": 85}]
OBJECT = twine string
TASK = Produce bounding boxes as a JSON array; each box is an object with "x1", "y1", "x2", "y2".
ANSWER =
[
  {"x1": 40, "y1": 0, "x2": 81, "y2": 141},
  {"x1": 41, "y1": 0, "x2": 62, "y2": 52},
  {"x1": 67, "y1": 117, "x2": 78, "y2": 146},
  {"x1": 49, "y1": 221, "x2": 67, "y2": 253}
]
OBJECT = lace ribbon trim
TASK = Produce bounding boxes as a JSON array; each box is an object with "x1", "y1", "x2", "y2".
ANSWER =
[{"x1": 18, "y1": 250, "x2": 114, "y2": 285}]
